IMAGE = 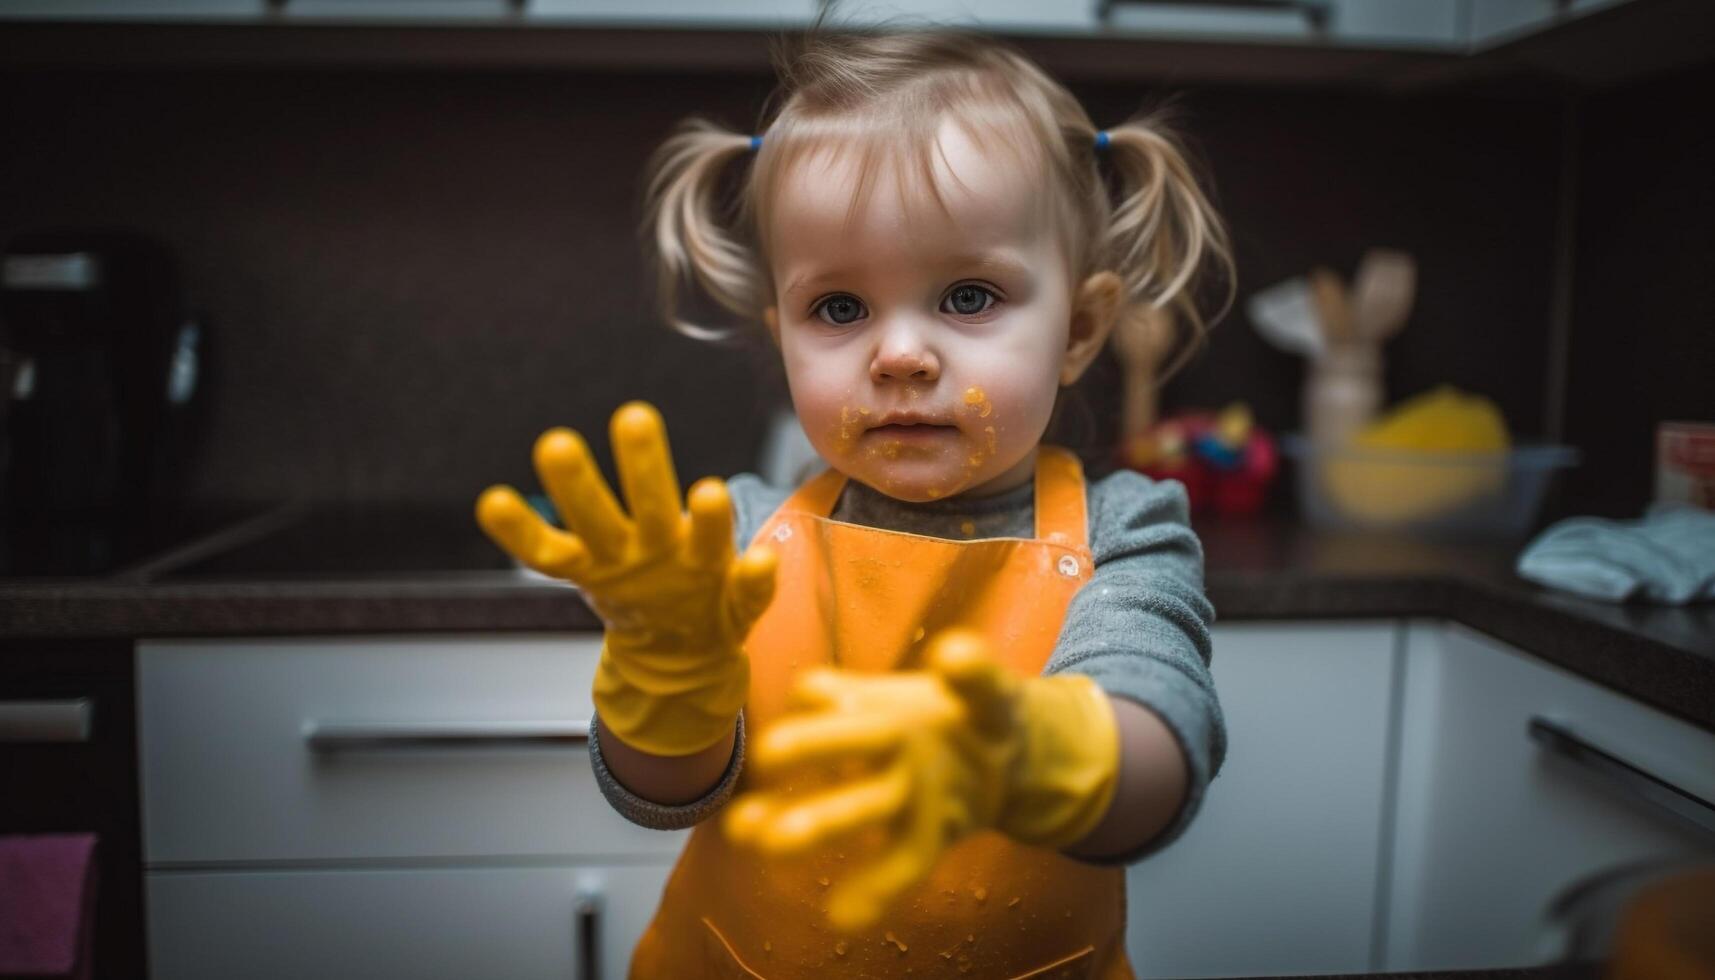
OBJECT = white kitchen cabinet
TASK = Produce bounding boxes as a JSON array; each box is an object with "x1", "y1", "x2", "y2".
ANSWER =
[
  {"x1": 277, "y1": 0, "x2": 524, "y2": 20},
  {"x1": 828, "y1": 0, "x2": 1093, "y2": 32},
  {"x1": 0, "y1": 0, "x2": 1628, "y2": 54},
  {"x1": 0, "y1": 0, "x2": 265, "y2": 18},
  {"x1": 1384, "y1": 621, "x2": 1715, "y2": 972},
  {"x1": 524, "y1": 0, "x2": 816, "y2": 28},
  {"x1": 1100, "y1": 0, "x2": 1463, "y2": 48},
  {"x1": 136, "y1": 621, "x2": 1715, "y2": 978},
  {"x1": 1126, "y1": 621, "x2": 1401, "y2": 978},
  {"x1": 1467, "y1": 0, "x2": 1634, "y2": 48},
  {"x1": 138, "y1": 635, "x2": 687, "y2": 863},
  {"x1": 137, "y1": 635, "x2": 690, "y2": 980},
  {"x1": 147, "y1": 861, "x2": 673, "y2": 980}
]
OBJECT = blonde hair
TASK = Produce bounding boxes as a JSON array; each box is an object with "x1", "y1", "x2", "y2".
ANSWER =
[{"x1": 643, "y1": 28, "x2": 1234, "y2": 377}]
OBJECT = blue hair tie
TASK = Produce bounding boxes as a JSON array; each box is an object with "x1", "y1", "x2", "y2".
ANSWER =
[
  {"x1": 749, "y1": 134, "x2": 763, "y2": 151},
  {"x1": 1094, "y1": 130, "x2": 1111, "y2": 150}
]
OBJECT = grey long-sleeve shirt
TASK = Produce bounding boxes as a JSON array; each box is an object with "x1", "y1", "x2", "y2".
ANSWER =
[{"x1": 588, "y1": 465, "x2": 1226, "y2": 865}]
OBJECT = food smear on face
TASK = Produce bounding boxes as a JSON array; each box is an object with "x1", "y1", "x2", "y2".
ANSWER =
[
  {"x1": 962, "y1": 386, "x2": 993, "y2": 418},
  {"x1": 835, "y1": 405, "x2": 862, "y2": 452}
]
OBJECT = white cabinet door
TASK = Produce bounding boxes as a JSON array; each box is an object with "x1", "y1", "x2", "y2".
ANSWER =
[
  {"x1": 525, "y1": 0, "x2": 817, "y2": 27},
  {"x1": 1330, "y1": 0, "x2": 1461, "y2": 48},
  {"x1": 0, "y1": 0, "x2": 264, "y2": 18},
  {"x1": 1385, "y1": 621, "x2": 1715, "y2": 972},
  {"x1": 829, "y1": 0, "x2": 1092, "y2": 31},
  {"x1": 138, "y1": 635, "x2": 690, "y2": 864},
  {"x1": 148, "y1": 862, "x2": 673, "y2": 980},
  {"x1": 1096, "y1": 0, "x2": 1458, "y2": 48},
  {"x1": 277, "y1": 0, "x2": 521, "y2": 19},
  {"x1": 1126, "y1": 621, "x2": 1399, "y2": 978},
  {"x1": 1468, "y1": 0, "x2": 1635, "y2": 48}
]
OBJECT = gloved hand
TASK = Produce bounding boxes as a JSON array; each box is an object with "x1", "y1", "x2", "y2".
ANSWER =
[
  {"x1": 476, "y1": 401, "x2": 778, "y2": 757},
  {"x1": 722, "y1": 629, "x2": 1119, "y2": 931}
]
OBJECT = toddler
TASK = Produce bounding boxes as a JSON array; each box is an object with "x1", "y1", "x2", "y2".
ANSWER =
[{"x1": 478, "y1": 27, "x2": 1231, "y2": 979}]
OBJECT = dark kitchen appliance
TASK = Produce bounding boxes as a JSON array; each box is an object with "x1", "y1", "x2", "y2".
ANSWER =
[{"x1": 0, "y1": 230, "x2": 205, "y2": 576}]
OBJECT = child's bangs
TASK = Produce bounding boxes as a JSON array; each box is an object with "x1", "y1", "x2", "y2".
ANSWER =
[{"x1": 750, "y1": 96, "x2": 1054, "y2": 258}]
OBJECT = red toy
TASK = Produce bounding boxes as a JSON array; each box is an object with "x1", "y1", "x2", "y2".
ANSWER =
[{"x1": 1116, "y1": 403, "x2": 1279, "y2": 517}]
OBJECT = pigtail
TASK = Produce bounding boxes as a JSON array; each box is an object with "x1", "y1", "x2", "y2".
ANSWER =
[
  {"x1": 642, "y1": 118, "x2": 765, "y2": 341},
  {"x1": 1099, "y1": 115, "x2": 1236, "y2": 379}
]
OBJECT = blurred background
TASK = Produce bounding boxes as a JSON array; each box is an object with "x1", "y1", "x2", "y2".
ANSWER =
[
  {"x1": 2, "y1": 4, "x2": 1714, "y2": 980},
  {"x1": 0, "y1": 0, "x2": 1708, "y2": 519}
]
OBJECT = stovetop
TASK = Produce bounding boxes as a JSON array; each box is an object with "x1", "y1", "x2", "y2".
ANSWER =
[
  {"x1": 0, "y1": 501, "x2": 276, "y2": 579},
  {"x1": 160, "y1": 502, "x2": 516, "y2": 580}
]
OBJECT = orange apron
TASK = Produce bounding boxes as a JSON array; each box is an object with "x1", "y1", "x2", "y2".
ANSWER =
[{"x1": 629, "y1": 446, "x2": 1134, "y2": 979}]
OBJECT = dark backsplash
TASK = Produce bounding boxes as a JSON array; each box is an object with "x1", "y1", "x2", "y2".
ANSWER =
[
  {"x1": 1558, "y1": 61, "x2": 1715, "y2": 519},
  {"x1": 0, "y1": 65, "x2": 1574, "y2": 507}
]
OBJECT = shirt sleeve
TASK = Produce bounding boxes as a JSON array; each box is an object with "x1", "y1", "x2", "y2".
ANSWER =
[
  {"x1": 584, "y1": 472, "x2": 787, "y2": 830},
  {"x1": 1044, "y1": 469, "x2": 1226, "y2": 865}
]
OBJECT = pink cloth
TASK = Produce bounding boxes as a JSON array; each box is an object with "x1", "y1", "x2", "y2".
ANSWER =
[{"x1": 0, "y1": 834, "x2": 98, "y2": 980}]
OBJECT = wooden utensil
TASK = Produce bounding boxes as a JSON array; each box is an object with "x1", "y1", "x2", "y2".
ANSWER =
[
  {"x1": 1350, "y1": 249, "x2": 1416, "y2": 342},
  {"x1": 1308, "y1": 266, "x2": 1354, "y2": 345},
  {"x1": 1110, "y1": 305, "x2": 1175, "y2": 445}
]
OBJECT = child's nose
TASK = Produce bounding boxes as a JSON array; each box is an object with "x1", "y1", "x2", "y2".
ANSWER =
[{"x1": 870, "y1": 319, "x2": 941, "y2": 383}]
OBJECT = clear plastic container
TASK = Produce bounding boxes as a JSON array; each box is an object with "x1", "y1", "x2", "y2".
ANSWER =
[{"x1": 1279, "y1": 434, "x2": 1581, "y2": 539}]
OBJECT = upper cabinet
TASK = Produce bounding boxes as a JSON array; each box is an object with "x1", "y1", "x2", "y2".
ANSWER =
[
  {"x1": 841, "y1": 0, "x2": 1463, "y2": 48},
  {"x1": 1467, "y1": 0, "x2": 1632, "y2": 47},
  {"x1": 1, "y1": 0, "x2": 1696, "y2": 87},
  {"x1": 0, "y1": 0, "x2": 1638, "y2": 51}
]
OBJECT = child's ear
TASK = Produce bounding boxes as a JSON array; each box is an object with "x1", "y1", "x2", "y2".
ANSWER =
[
  {"x1": 764, "y1": 306, "x2": 781, "y2": 348},
  {"x1": 1061, "y1": 271, "x2": 1124, "y2": 386}
]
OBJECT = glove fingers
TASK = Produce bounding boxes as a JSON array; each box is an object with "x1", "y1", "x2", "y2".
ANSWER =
[
  {"x1": 610, "y1": 401, "x2": 684, "y2": 555},
  {"x1": 825, "y1": 761, "x2": 940, "y2": 933},
  {"x1": 722, "y1": 545, "x2": 779, "y2": 637},
  {"x1": 475, "y1": 485, "x2": 592, "y2": 581},
  {"x1": 532, "y1": 427, "x2": 628, "y2": 564},
  {"x1": 928, "y1": 629, "x2": 1016, "y2": 736},
  {"x1": 752, "y1": 709, "x2": 902, "y2": 774},
  {"x1": 782, "y1": 665, "x2": 852, "y2": 712},
  {"x1": 721, "y1": 791, "x2": 775, "y2": 847},
  {"x1": 684, "y1": 477, "x2": 734, "y2": 570},
  {"x1": 742, "y1": 763, "x2": 912, "y2": 857}
]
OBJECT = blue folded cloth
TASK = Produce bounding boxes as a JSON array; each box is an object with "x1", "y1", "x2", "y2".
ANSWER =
[{"x1": 1516, "y1": 504, "x2": 1715, "y2": 604}]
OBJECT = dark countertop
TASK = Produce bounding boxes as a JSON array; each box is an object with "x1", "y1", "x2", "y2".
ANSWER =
[{"x1": 2, "y1": 504, "x2": 1712, "y2": 735}]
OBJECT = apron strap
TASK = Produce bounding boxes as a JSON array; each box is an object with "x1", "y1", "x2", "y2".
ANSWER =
[
  {"x1": 1033, "y1": 446, "x2": 1089, "y2": 549},
  {"x1": 769, "y1": 447, "x2": 1087, "y2": 548},
  {"x1": 773, "y1": 465, "x2": 848, "y2": 520}
]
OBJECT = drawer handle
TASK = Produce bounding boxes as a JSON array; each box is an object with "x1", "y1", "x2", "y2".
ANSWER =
[
  {"x1": 1529, "y1": 717, "x2": 1715, "y2": 837},
  {"x1": 1097, "y1": 0, "x2": 1333, "y2": 30},
  {"x1": 573, "y1": 886, "x2": 602, "y2": 980},
  {"x1": 0, "y1": 698, "x2": 91, "y2": 743},
  {"x1": 304, "y1": 719, "x2": 590, "y2": 751}
]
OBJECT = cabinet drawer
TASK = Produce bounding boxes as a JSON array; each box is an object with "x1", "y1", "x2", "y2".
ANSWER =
[
  {"x1": 138, "y1": 635, "x2": 689, "y2": 864},
  {"x1": 1387, "y1": 621, "x2": 1715, "y2": 971},
  {"x1": 147, "y1": 862, "x2": 672, "y2": 980}
]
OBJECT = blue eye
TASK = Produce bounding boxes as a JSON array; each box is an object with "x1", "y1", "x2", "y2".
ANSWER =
[
  {"x1": 814, "y1": 294, "x2": 866, "y2": 326},
  {"x1": 943, "y1": 284, "x2": 998, "y2": 316}
]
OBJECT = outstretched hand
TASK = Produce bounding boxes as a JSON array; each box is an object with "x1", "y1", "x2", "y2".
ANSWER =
[
  {"x1": 476, "y1": 401, "x2": 777, "y2": 756},
  {"x1": 722, "y1": 630, "x2": 1119, "y2": 932}
]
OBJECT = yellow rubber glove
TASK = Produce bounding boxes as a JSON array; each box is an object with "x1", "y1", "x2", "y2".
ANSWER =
[
  {"x1": 475, "y1": 401, "x2": 778, "y2": 757},
  {"x1": 722, "y1": 630, "x2": 1119, "y2": 932}
]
